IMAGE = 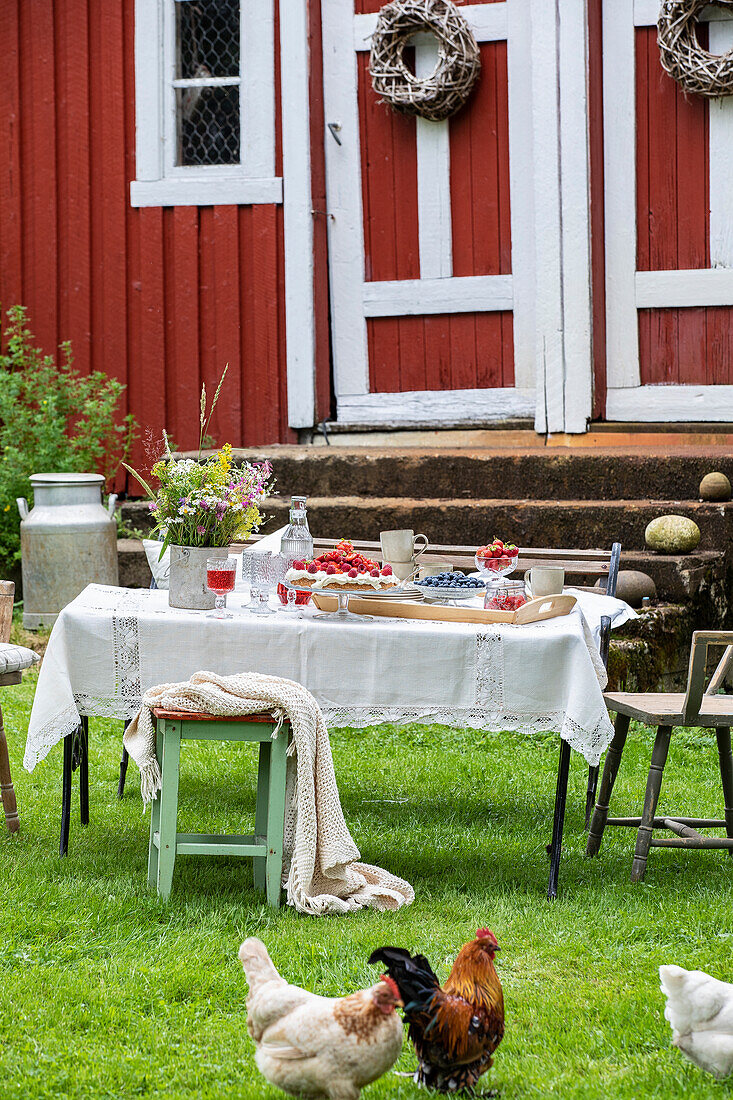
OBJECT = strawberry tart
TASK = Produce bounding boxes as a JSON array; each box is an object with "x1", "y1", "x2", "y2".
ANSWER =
[{"x1": 285, "y1": 540, "x2": 399, "y2": 592}]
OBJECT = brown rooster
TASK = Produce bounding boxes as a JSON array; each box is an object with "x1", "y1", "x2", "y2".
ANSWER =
[{"x1": 369, "y1": 929, "x2": 504, "y2": 1092}]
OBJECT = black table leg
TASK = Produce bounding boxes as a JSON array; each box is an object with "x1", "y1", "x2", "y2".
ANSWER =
[
  {"x1": 79, "y1": 717, "x2": 89, "y2": 826},
  {"x1": 118, "y1": 730, "x2": 130, "y2": 800},
  {"x1": 548, "y1": 739, "x2": 571, "y2": 900},
  {"x1": 60, "y1": 730, "x2": 73, "y2": 856}
]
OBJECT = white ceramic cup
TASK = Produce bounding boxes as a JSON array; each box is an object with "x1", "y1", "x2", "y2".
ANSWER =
[
  {"x1": 380, "y1": 529, "x2": 429, "y2": 562},
  {"x1": 525, "y1": 565, "x2": 565, "y2": 597}
]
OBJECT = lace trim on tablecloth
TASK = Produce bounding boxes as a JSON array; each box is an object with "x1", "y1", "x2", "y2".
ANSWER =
[
  {"x1": 74, "y1": 693, "x2": 140, "y2": 721},
  {"x1": 319, "y1": 707, "x2": 612, "y2": 766},
  {"x1": 475, "y1": 629, "x2": 504, "y2": 708},
  {"x1": 22, "y1": 702, "x2": 82, "y2": 771},
  {"x1": 113, "y1": 590, "x2": 143, "y2": 707}
]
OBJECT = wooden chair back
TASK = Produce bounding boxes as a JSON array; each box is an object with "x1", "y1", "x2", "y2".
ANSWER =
[
  {"x1": 683, "y1": 631, "x2": 733, "y2": 724},
  {"x1": 0, "y1": 581, "x2": 13, "y2": 645}
]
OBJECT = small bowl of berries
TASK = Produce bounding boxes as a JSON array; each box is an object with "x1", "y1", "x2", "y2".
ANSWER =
[
  {"x1": 483, "y1": 579, "x2": 527, "y2": 612},
  {"x1": 475, "y1": 539, "x2": 519, "y2": 585},
  {"x1": 415, "y1": 571, "x2": 485, "y2": 601}
]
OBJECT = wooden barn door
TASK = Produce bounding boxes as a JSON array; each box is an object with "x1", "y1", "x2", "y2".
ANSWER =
[
  {"x1": 603, "y1": 0, "x2": 733, "y2": 421},
  {"x1": 322, "y1": 0, "x2": 594, "y2": 432}
]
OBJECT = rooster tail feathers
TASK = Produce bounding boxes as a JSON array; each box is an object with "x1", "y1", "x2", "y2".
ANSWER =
[
  {"x1": 239, "y1": 938, "x2": 282, "y2": 992},
  {"x1": 369, "y1": 946, "x2": 440, "y2": 1011}
]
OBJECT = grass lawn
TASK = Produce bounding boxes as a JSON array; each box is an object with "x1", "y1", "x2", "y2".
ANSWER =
[{"x1": 2, "y1": 667, "x2": 733, "y2": 1099}]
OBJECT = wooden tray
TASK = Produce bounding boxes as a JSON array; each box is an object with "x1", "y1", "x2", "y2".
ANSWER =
[{"x1": 311, "y1": 592, "x2": 577, "y2": 625}]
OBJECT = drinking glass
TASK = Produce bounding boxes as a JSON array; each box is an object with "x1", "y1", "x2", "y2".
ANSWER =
[
  {"x1": 206, "y1": 556, "x2": 237, "y2": 619},
  {"x1": 247, "y1": 550, "x2": 275, "y2": 616},
  {"x1": 272, "y1": 554, "x2": 303, "y2": 613}
]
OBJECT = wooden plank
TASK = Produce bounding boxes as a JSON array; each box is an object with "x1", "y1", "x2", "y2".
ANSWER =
[
  {"x1": 588, "y1": 0, "x2": 606, "y2": 418},
  {"x1": 706, "y1": 306, "x2": 732, "y2": 385},
  {"x1": 336, "y1": 386, "x2": 536, "y2": 424},
  {"x1": 137, "y1": 206, "x2": 167, "y2": 444},
  {"x1": 363, "y1": 275, "x2": 513, "y2": 315},
  {"x1": 55, "y1": 0, "x2": 91, "y2": 376},
  {"x1": 396, "y1": 315, "x2": 427, "y2": 392},
  {"x1": 604, "y1": 0, "x2": 640, "y2": 389},
  {"x1": 0, "y1": 1, "x2": 23, "y2": 330},
  {"x1": 165, "y1": 207, "x2": 200, "y2": 452},
  {"x1": 415, "y1": 35, "x2": 452, "y2": 279},
  {"x1": 709, "y1": 19, "x2": 733, "y2": 268},
  {"x1": 212, "y1": 206, "x2": 242, "y2": 445},
  {"x1": 606, "y1": 383, "x2": 733, "y2": 421},
  {"x1": 0, "y1": 581, "x2": 14, "y2": 645},
  {"x1": 245, "y1": 204, "x2": 283, "y2": 443},
  {"x1": 280, "y1": 0, "x2": 315, "y2": 428},
  {"x1": 322, "y1": 0, "x2": 370, "y2": 398},
  {"x1": 22, "y1": 0, "x2": 58, "y2": 355},
  {"x1": 475, "y1": 313, "x2": 504, "y2": 389},
  {"x1": 636, "y1": 269, "x2": 733, "y2": 307},
  {"x1": 130, "y1": 178, "x2": 282, "y2": 207},
  {"x1": 506, "y1": 0, "x2": 535, "y2": 392},
  {"x1": 90, "y1": 0, "x2": 128, "y2": 406},
  {"x1": 354, "y1": 3, "x2": 508, "y2": 45}
]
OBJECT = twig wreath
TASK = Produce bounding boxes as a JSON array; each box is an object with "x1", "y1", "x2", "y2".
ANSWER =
[
  {"x1": 369, "y1": 0, "x2": 481, "y2": 122},
  {"x1": 658, "y1": 0, "x2": 733, "y2": 97}
]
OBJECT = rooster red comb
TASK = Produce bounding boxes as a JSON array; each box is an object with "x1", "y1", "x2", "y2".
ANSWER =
[
  {"x1": 476, "y1": 928, "x2": 499, "y2": 945},
  {"x1": 379, "y1": 974, "x2": 401, "y2": 1000}
]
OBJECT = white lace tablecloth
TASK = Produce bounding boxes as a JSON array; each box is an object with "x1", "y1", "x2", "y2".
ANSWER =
[{"x1": 24, "y1": 584, "x2": 617, "y2": 771}]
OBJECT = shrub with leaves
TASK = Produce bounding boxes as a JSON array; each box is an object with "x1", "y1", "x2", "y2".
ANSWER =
[{"x1": 0, "y1": 305, "x2": 137, "y2": 568}]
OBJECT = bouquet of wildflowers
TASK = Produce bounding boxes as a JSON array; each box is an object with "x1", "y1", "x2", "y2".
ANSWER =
[{"x1": 124, "y1": 365, "x2": 273, "y2": 554}]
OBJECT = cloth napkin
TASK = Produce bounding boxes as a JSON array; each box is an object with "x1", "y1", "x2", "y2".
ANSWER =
[{"x1": 123, "y1": 670, "x2": 414, "y2": 916}]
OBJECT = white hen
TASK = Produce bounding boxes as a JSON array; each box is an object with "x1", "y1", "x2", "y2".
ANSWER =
[
  {"x1": 660, "y1": 964, "x2": 733, "y2": 1078},
  {"x1": 239, "y1": 938, "x2": 404, "y2": 1100}
]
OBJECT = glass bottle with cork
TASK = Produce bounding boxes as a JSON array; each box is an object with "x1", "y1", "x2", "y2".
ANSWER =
[{"x1": 278, "y1": 495, "x2": 314, "y2": 606}]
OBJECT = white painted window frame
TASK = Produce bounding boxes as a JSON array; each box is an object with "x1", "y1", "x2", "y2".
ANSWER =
[
  {"x1": 323, "y1": 0, "x2": 593, "y2": 433},
  {"x1": 604, "y1": 0, "x2": 733, "y2": 421},
  {"x1": 131, "y1": 0, "x2": 281, "y2": 207}
]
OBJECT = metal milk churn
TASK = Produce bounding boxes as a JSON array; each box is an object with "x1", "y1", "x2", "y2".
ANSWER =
[{"x1": 17, "y1": 473, "x2": 119, "y2": 628}]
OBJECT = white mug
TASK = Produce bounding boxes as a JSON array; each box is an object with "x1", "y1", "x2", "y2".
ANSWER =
[
  {"x1": 380, "y1": 529, "x2": 429, "y2": 563},
  {"x1": 525, "y1": 565, "x2": 565, "y2": 597}
]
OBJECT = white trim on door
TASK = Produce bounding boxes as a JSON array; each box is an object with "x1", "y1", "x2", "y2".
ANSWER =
[
  {"x1": 280, "y1": 0, "x2": 316, "y2": 429},
  {"x1": 338, "y1": 388, "x2": 535, "y2": 427},
  {"x1": 607, "y1": 385, "x2": 733, "y2": 422}
]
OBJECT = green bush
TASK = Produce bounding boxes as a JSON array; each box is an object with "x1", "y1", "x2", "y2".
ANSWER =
[{"x1": 0, "y1": 305, "x2": 137, "y2": 568}]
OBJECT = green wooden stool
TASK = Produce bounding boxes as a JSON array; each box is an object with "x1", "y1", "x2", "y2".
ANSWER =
[{"x1": 147, "y1": 707, "x2": 290, "y2": 905}]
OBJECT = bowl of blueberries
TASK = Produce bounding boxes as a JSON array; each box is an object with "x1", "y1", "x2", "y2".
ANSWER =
[{"x1": 416, "y1": 571, "x2": 486, "y2": 601}]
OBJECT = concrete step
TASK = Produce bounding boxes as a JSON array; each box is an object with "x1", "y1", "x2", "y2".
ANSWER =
[
  {"x1": 122, "y1": 494, "x2": 733, "y2": 551},
  {"x1": 205, "y1": 445, "x2": 733, "y2": 502}
]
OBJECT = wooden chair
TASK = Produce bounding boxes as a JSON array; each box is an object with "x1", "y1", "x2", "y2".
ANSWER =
[
  {"x1": 0, "y1": 581, "x2": 40, "y2": 833},
  {"x1": 148, "y1": 708, "x2": 290, "y2": 904},
  {"x1": 587, "y1": 631, "x2": 733, "y2": 881}
]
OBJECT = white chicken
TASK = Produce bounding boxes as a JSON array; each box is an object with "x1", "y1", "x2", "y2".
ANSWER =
[
  {"x1": 660, "y1": 964, "x2": 733, "y2": 1078},
  {"x1": 239, "y1": 938, "x2": 404, "y2": 1100}
]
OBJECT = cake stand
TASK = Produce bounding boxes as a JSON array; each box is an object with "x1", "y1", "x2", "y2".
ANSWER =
[{"x1": 288, "y1": 582, "x2": 414, "y2": 622}]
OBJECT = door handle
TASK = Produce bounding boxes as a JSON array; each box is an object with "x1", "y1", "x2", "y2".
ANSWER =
[{"x1": 327, "y1": 122, "x2": 342, "y2": 146}]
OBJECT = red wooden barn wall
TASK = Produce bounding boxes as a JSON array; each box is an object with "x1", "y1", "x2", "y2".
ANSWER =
[
  {"x1": 0, "y1": 0, "x2": 303, "y2": 477},
  {"x1": 355, "y1": 0, "x2": 514, "y2": 395},
  {"x1": 635, "y1": 26, "x2": 733, "y2": 387}
]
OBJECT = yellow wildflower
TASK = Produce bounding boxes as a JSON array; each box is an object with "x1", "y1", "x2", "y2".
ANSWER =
[
  {"x1": 218, "y1": 443, "x2": 232, "y2": 474},
  {"x1": 3, "y1": 505, "x2": 10, "y2": 512}
]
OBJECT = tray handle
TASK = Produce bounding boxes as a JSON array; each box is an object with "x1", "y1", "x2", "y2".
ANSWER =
[{"x1": 513, "y1": 593, "x2": 577, "y2": 625}]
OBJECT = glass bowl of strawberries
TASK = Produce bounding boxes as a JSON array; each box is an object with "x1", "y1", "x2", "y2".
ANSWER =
[{"x1": 475, "y1": 539, "x2": 519, "y2": 583}]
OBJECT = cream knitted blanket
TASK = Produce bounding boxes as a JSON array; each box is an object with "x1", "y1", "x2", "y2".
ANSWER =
[{"x1": 123, "y1": 670, "x2": 414, "y2": 916}]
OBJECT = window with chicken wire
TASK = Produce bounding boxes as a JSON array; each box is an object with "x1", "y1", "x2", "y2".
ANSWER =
[{"x1": 131, "y1": 0, "x2": 279, "y2": 207}]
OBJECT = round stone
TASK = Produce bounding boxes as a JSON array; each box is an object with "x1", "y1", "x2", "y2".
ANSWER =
[
  {"x1": 597, "y1": 569, "x2": 657, "y2": 608},
  {"x1": 699, "y1": 472, "x2": 732, "y2": 502},
  {"x1": 645, "y1": 514, "x2": 701, "y2": 553}
]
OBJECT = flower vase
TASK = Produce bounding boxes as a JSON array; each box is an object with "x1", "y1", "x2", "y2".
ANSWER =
[{"x1": 168, "y1": 545, "x2": 230, "y2": 610}]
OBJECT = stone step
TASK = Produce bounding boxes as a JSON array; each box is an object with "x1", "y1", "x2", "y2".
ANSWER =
[
  {"x1": 208, "y1": 445, "x2": 733, "y2": 502},
  {"x1": 122, "y1": 494, "x2": 731, "y2": 551}
]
